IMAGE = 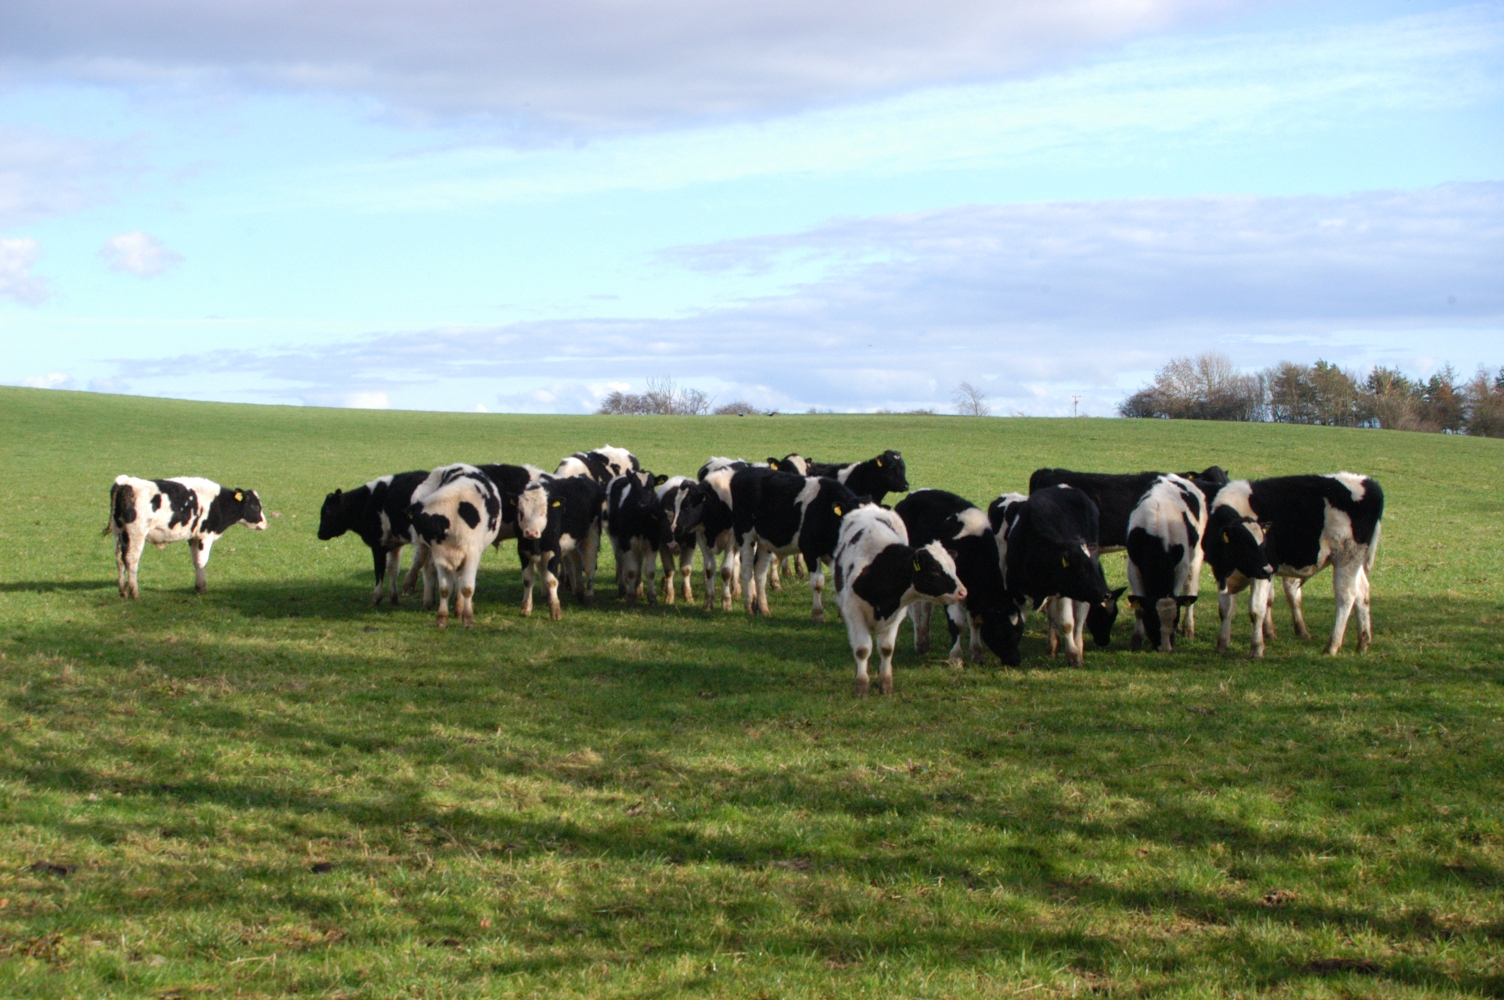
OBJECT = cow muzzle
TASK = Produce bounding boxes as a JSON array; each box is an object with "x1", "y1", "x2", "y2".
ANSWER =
[
  {"x1": 523, "y1": 528, "x2": 542, "y2": 539},
  {"x1": 252, "y1": 519, "x2": 268, "y2": 531},
  {"x1": 667, "y1": 540, "x2": 679, "y2": 552}
]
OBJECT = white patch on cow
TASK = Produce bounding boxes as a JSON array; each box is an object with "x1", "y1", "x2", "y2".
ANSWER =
[
  {"x1": 1212, "y1": 480, "x2": 1255, "y2": 519},
  {"x1": 517, "y1": 481, "x2": 548, "y2": 539},
  {"x1": 1326, "y1": 471, "x2": 1367, "y2": 502},
  {"x1": 954, "y1": 506, "x2": 989, "y2": 539},
  {"x1": 592, "y1": 445, "x2": 637, "y2": 478},
  {"x1": 554, "y1": 456, "x2": 590, "y2": 478},
  {"x1": 702, "y1": 468, "x2": 735, "y2": 507}
]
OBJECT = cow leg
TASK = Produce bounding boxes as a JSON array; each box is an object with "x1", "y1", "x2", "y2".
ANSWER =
[
  {"x1": 946, "y1": 603, "x2": 966, "y2": 665},
  {"x1": 729, "y1": 546, "x2": 743, "y2": 602},
  {"x1": 520, "y1": 557, "x2": 537, "y2": 617},
  {"x1": 1154, "y1": 598, "x2": 1178, "y2": 652},
  {"x1": 370, "y1": 546, "x2": 388, "y2": 606},
  {"x1": 909, "y1": 601, "x2": 932, "y2": 653},
  {"x1": 1070, "y1": 600, "x2": 1089, "y2": 666},
  {"x1": 1325, "y1": 560, "x2": 1364, "y2": 655},
  {"x1": 403, "y1": 542, "x2": 428, "y2": 595},
  {"x1": 796, "y1": 553, "x2": 808, "y2": 580},
  {"x1": 769, "y1": 555, "x2": 783, "y2": 592},
  {"x1": 658, "y1": 548, "x2": 676, "y2": 605},
  {"x1": 1131, "y1": 608, "x2": 1146, "y2": 651},
  {"x1": 754, "y1": 550, "x2": 775, "y2": 616},
  {"x1": 435, "y1": 564, "x2": 453, "y2": 627},
  {"x1": 809, "y1": 558, "x2": 826, "y2": 623},
  {"x1": 848, "y1": 617, "x2": 874, "y2": 696},
  {"x1": 1045, "y1": 597, "x2": 1061, "y2": 657},
  {"x1": 1217, "y1": 588, "x2": 1236, "y2": 652},
  {"x1": 1248, "y1": 579, "x2": 1271, "y2": 658},
  {"x1": 740, "y1": 540, "x2": 760, "y2": 614},
  {"x1": 876, "y1": 617, "x2": 901, "y2": 695},
  {"x1": 639, "y1": 542, "x2": 658, "y2": 606},
  {"x1": 680, "y1": 553, "x2": 694, "y2": 604},
  {"x1": 545, "y1": 555, "x2": 563, "y2": 620},
  {"x1": 388, "y1": 547, "x2": 405, "y2": 605},
  {"x1": 190, "y1": 536, "x2": 215, "y2": 593},
  {"x1": 581, "y1": 528, "x2": 600, "y2": 605},
  {"x1": 697, "y1": 534, "x2": 717, "y2": 610},
  {"x1": 1284, "y1": 577, "x2": 1312, "y2": 639},
  {"x1": 458, "y1": 555, "x2": 480, "y2": 628},
  {"x1": 1181, "y1": 602, "x2": 1196, "y2": 640},
  {"x1": 968, "y1": 610, "x2": 985, "y2": 664},
  {"x1": 123, "y1": 531, "x2": 146, "y2": 599},
  {"x1": 620, "y1": 547, "x2": 640, "y2": 606},
  {"x1": 1355, "y1": 567, "x2": 1373, "y2": 653},
  {"x1": 422, "y1": 558, "x2": 438, "y2": 611}
]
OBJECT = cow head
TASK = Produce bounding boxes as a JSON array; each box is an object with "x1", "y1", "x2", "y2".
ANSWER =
[
  {"x1": 661, "y1": 482, "x2": 705, "y2": 547},
  {"x1": 517, "y1": 481, "x2": 550, "y2": 540},
  {"x1": 911, "y1": 542, "x2": 967, "y2": 605},
  {"x1": 974, "y1": 601, "x2": 1027, "y2": 667},
  {"x1": 1204, "y1": 505, "x2": 1274, "y2": 582},
  {"x1": 229, "y1": 488, "x2": 267, "y2": 530},
  {"x1": 1045, "y1": 541, "x2": 1111, "y2": 607},
  {"x1": 1086, "y1": 585, "x2": 1128, "y2": 647},
  {"x1": 317, "y1": 488, "x2": 351, "y2": 539},
  {"x1": 873, "y1": 450, "x2": 909, "y2": 495}
]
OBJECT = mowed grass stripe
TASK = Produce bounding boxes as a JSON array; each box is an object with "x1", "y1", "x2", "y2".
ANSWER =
[{"x1": 0, "y1": 385, "x2": 1501, "y2": 998}]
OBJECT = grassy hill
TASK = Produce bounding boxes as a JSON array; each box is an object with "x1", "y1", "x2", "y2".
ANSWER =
[{"x1": 0, "y1": 385, "x2": 1501, "y2": 998}]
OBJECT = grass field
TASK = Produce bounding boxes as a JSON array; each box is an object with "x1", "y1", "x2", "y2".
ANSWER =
[{"x1": 1, "y1": 384, "x2": 1502, "y2": 999}]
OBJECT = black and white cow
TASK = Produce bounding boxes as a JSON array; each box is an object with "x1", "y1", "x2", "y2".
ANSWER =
[
  {"x1": 406, "y1": 464, "x2": 504, "y2": 628},
  {"x1": 1204, "y1": 473, "x2": 1383, "y2": 657},
  {"x1": 401, "y1": 462, "x2": 540, "y2": 607},
  {"x1": 106, "y1": 475, "x2": 267, "y2": 598},
  {"x1": 1125, "y1": 474, "x2": 1209, "y2": 652},
  {"x1": 896, "y1": 489, "x2": 1026, "y2": 666},
  {"x1": 318, "y1": 470, "x2": 429, "y2": 606},
  {"x1": 989, "y1": 485, "x2": 1114, "y2": 667},
  {"x1": 833, "y1": 505, "x2": 966, "y2": 696},
  {"x1": 557, "y1": 445, "x2": 639, "y2": 483},
  {"x1": 805, "y1": 450, "x2": 910, "y2": 504},
  {"x1": 731, "y1": 468, "x2": 865, "y2": 621},
  {"x1": 1026, "y1": 466, "x2": 1227, "y2": 642},
  {"x1": 693, "y1": 466, "x2": 741, "y2": 611},
  {"x1": 514, "y1": 474, "x2": 605, "y2": 620},
  {"x1": 655, "y1": 475, "x2": 705, "y2": 605},
  {"x1": 605, "y1": 471, "x2": 672, "y2": 605}
]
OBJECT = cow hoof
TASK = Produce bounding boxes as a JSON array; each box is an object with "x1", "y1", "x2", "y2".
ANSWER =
[
  {"x1": 521, "y1": 606, "x2": 532, "y2": 617},
  {"x1": 1357, "y1": 634, "x2": 1371, "y2": 653},
  {"x1": 812, "y1": 609, "x2": 825, "y2": 624},
  {"x1": 1323, "y1": 643, "x2": 1341, "y2": 656},
  {"x1": 947, "y1": 656, "x2": 963, "y2": 667},
  {"x1": 879, "y1": 677, "x2": 894, "y2": 696},
  {"x1": 854, "y1": 678, "x2": 870, "y2": 697},
  {"x1": 436, "y1": 617, "x2": 448, "y2": 629},
  {"x1": 1130, "y1": 633, "x2": 1143, "y2": 652},
  {"x1": 915, "y1": 637, "x2": 930, "y2": 655},
  {"x1": 1296, "y1": 627, "x2": 1313, "y2": 640},
  {"x1": 550, "y1": 604, "x2": 563, "y2": 621},
  {"x1": 1216, "y1": 639, "x2": 1229, "y2": 653},
  {"x1": 463, "y1": 618, "x2": 475, "y2": 629}
]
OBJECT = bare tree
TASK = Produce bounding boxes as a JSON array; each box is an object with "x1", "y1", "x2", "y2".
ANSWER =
[
  {"x1": 596, "y1": 377, "x2": 712, "y2": 415},
  {"x1": 953, "y1": 381, "x2": 991, "y2": 417}
]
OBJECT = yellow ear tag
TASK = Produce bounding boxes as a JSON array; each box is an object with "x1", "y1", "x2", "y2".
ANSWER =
[
  {"x1": 1061, "y1": 556, "x2": 1069, "y2": 568},
  {"x1": 1222, "y1": 531, "x2": 1230, "y2": 543},
  {"x1": 876, "y1": 459, "x2": 883, "y2": 466},
  {"x1": 832, "y1": 505, "x2": 842, "y2": 516},
  {"x1": 913, "y1": 558, "x2": 922, "y2": 571},
  {"x1": 551, "y1": 500, "x2": 561, "y2": 507},
  {"x1": 769, "y1": 461, "x2": 778, "y2": 470},
  {"x1": 234, "y1": 491, "x2": 244, "y2": 501}
]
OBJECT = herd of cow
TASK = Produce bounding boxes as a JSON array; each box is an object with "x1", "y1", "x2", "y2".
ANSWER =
[{"x1": 105, "y1": 443, "x2": 1385, "y2": 696}]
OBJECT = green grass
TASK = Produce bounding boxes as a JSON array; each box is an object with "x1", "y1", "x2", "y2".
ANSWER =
[{"x1": 1, "y1": 384, "x2": 1502, "y2": 999}]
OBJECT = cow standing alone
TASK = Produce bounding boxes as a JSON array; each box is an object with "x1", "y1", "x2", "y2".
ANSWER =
[{"x1": 106, "y1": 475, "x2": 267, "y2": 598}]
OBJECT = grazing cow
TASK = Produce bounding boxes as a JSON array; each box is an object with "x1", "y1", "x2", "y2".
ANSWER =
[
  {"x1": 1027, "y1": 466, "x2": 1227, "y2": 642},
  {"x1": 655, "y1": 475, "x2": 705, "y2": 604},
  {"x1": 731, "y1": 469, "x2": 864, "y2": 621},
  {"x1": 771, "y1": 454, "x2": 809, "y2": 475},
  {"x1": 514, "y1": 474, "x2": 605, "y2": 620},
  {"x1": 1125, "y1": 474, "x2": 1209, "y2": 652},
  {"x1": 557, "y1": 445, "x2": 638, "y2": 483},
  {"x1": 693, "y1": 467, "x2": 741, "y2": 610},
  {"x1": 318, "y1": 470, "x2": 428, "y2": 606},
  {"x1": 401, "y1": 463, "x2": 540, "y2": 607},
  {"x1": 989, "y1": 485, "x2": 1113, "y2": 667},
  {"x1": 1204, "y1": 473, "x2": 1383, "y2": 657},
  {"x1": 805, "y1": 450, "x2": 910, "y2": 504},
  {"x1": 605, "y1": 471, "x2": 672, "y2": 605},
  {"x1": 106, "y1": 476, "x2": 267, "y2": 598},
  {"x1": 834, "y1": 506, "x2": 966, "y2": 696},
  {"x1": 896, "y1": 489, "x2": 1026, "y2": 666},
  {"x1": 406, "y1": 464, "x2": 504, "y2": 628}
]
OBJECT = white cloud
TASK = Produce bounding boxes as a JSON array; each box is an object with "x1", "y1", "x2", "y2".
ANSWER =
[
  {"x1": 99, "y1": 231, "x2": 183, "y2": 277},
  {"x1": 105, "y1": 183, "x2": 1504, "y2": 415},
  {"x1": 0, "y1": 236, "x2": 48, "y2": 304},
  {"x1": 0, "y1": 0, "x2": 1260, "y2": 135},
  {"x1": 0, "y1": 127, "x2": 124, "y2": 229},
  {"x1": 20, "y1": 371, "x2": 72, "y2": 389}
]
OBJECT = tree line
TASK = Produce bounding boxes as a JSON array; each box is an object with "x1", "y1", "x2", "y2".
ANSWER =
[{"x1": 1118, "y1": 353, "x2": 1504, "y2": 436}]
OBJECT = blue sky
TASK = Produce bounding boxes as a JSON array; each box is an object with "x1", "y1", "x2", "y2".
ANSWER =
[{"x1": 1, "y1": 0, "x2": 1500, "y2": 415}]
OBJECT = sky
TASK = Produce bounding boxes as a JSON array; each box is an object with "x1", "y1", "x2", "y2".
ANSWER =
[{"x1": 1, "y1": 0, "x2": 1500, "y2": 416}]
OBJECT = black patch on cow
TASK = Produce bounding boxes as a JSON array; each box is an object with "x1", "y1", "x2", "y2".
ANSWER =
[
  {"x1": 516, "y1": 475, "x2": 604, "y2": 572},
  {"x1": 911, "y1": 547, "x2": 960, "y2": 599},
  {"x1": 1247, "y1": 474, "x2": 1385, "y2": 570},
  {"x1": 150, "y1": 494, "x2": 161, "y2": 512},
  {"x1": 152, "y1": 479, "x2": 198, "y2": 530},
  {"x1": 1029, "y1": 467, "x2": 1226, "y2": 551},
  {"x1": 607, "y1": 473, "x2": 671, "y2": 552},
  {"x1": 457, "y1": 501, "x2": 481, "y2": 529},
  {"x1": 1127, "y1": 526, "x2": 1187, "y2": 649},
  {"x1": 112, "y1": 482, "x2": 137, "y2": 527},
  {"x1": 479, "y1": 464, "x2": 535, "y2": 531},
  {"x1": 698, "y1": 458, "x2": 750, "y2": 481},
  {"x1": 851, "y1": 543, "x2": 916, "y2": 621},
  {"x1": 409, "y1": 509, "x2": 451, "y2": 544}
]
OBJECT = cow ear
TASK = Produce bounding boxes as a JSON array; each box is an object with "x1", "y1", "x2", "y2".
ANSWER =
[
  {"x1": 333, "y1": 488, "x2": 342, "y2": 498},
  {"x1": 654, "y1": 474, "x2": 668, "y2": 486},
  {"x1": 1111, "y1": 586, "x2": 1127, "y2": 599},
  {"x1": 1176, "y1": 595, "x2": 1200, "y2": 607}
]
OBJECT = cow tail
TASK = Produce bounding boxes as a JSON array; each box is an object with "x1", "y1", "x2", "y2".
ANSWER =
[
  {"x1": 106, "y1": 481, "x2": 134, "y2": 535},
  {"x1": 1365, "y1": 519, "x2": 1381, "y2": 573}
]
